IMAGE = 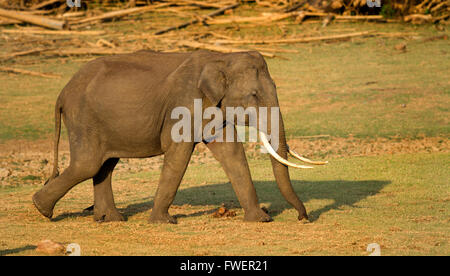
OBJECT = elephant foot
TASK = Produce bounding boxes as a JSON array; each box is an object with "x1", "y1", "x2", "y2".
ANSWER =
[
  {"x1": 148, "y1": 211, "x2": 177, "y2": 224},
  {"x1": 244, "y1": 208, "x2": 273, "y2": 222},
  {"x1": 94, "y1": 207, "x2": 125, "y2": 222},
  {"x1": 32, "y1": 191, "x2": 54, "y2": 219},
  {"x1": 296, "y1": 206, "x2": 309, "y2": 221},
  {"x1": 297, "y1": 212, "x2": 309, "y2": 221}
]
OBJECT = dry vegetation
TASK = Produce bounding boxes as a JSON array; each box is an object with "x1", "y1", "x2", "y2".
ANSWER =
[
  {"x1": 0, "y1": 0, "x2": 448, "y2": 72},
  {"x1": 1, "y1": 152, "x2": 448, "y2": 256},
  {"x1": 1, "y1": 137, "x2": 449, "y2": 188}
]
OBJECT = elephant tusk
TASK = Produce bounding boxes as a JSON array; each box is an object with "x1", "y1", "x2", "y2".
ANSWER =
[
  {"x1": 259, "y1": 131, "x2": 313, "y2": 169},
  {"x1": 287, "y1": 146, "x2": 328, "y2": 165}
]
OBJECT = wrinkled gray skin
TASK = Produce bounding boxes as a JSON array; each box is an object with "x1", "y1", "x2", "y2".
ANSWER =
[{"x1": 32, "y1": 50, "x2": 308, "y2": 223}]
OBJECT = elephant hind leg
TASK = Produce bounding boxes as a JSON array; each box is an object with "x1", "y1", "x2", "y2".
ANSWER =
[
  {"x1": 93, "y1": 158, "x2": 125, "y2": 222},
  {"x1": 32, "y1": 150, "x2": 104, "y2": 219}
]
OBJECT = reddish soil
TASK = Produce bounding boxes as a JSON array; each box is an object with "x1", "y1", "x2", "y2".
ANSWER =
[{"x1": 0, "y1": 136, "x2": 448, "y2": 187}]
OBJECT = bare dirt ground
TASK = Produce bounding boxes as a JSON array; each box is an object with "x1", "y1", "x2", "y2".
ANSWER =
[{"x1": 1, "y1": 136, "x2": 448, "y2": 187}]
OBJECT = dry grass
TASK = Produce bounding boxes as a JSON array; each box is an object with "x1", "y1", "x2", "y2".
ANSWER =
[{"x1": 0, "y1": 153, "x2": 449, "y2": 256}]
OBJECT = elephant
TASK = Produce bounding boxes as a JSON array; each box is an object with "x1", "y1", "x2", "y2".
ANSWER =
[{"x1": 32, "y1": 50, "x2": 326, "y2": 224}]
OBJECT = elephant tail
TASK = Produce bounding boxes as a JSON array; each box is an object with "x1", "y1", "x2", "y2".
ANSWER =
[{"x1": 45, "y1": 98, "x2": 62, "y2": 185}]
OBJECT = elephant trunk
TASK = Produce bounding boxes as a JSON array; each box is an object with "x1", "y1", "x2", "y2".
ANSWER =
[{"x1": 266, "y1": 108, "x2": 309, "y2": 221}]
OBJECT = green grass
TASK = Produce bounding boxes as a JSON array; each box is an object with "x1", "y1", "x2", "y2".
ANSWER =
[
  {"x1": 0, "y1": 62, "x2": 77, "y2": 141},
  {"x1": 266, "y1": 28, "x2": 450, "y2": 138},
  {"x1": 0, "y1": 22, "x2": 448, "y2": 141},
  {"x1": 0, "y1": 153, "x2": 448, "y2": 255}
]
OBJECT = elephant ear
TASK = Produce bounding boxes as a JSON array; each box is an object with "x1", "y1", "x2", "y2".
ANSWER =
[{"x1": 198, "y1": 61, "x2": 227, "y2": 106}]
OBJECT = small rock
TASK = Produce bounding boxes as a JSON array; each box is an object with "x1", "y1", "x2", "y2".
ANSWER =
[
  {"x1": 36, "y1": 240, "x2": 65, "y2": 255},
  {"x1": 0, "y1": 168, "x2": 11, "y2": 178},
  {"x1": 394, "y1": 43, "x2": 407, "y2": 52}
]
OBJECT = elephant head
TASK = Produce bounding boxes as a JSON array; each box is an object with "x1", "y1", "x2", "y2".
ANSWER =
[{"x1": 198, "y1": 51, "x2": 327, "y2": 220}]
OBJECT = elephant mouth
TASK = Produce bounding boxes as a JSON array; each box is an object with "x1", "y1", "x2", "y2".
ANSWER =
[{"x1": 258, "y1": 130, "x2": 328, "y2": 169}]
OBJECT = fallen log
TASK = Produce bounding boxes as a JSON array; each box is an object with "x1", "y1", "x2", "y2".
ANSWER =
[
  {"x1": 206, "y1": 12, "x2": 385, "y2": 25},
  {"x1": 301, "y1": 12, "x2": 384, "y2": 21},
  {"x1": 6, "y1": 37, "x2": 71, "y2": 46},
  {"x1": 173, "y1": 0, "x2": 225, "y2": 9},
  {"x1": 336, "y1": 15, "x2": 384, "y2": 20},
  {"x1": 404, "y1": 14, "x2": 433, "y2": 24},
  {"x1": 0, "y1": 66, "x2": 60, "y2": 78},
  {"x1": 154, "y1": 2, "x2": 240, "y2": 35},
  {"x1": 0, "y1": 17, "x2": 21, "y2": 25},
  {"x1": 177, "y1": 40, "x2": 275, "y2": 58},
  {"x1": 96, "y1": 39, "x2": 116, "y2": 48},
  {"x1": 60, "y1": 11, "x2": 85, "y2": 19},
  {"x1": 31, "y1": 0, "x2": 64, "y2": 10},
  {"x1": 284, "y1": 0, "x2": 307, "y2": 12},
  {"x1": 2, "y1": 29, "x2": 106, "y2": 36},
  {"x1": 432, "y1": 13, "x2": 450, "y2": 23},
  {"x1": 43, "y1": 48, "x2": 130, "y2": 56},
  {"x1": 211, "y1": 31, "x2": 374, "y2": 45},
  {"x1": 415, "y1": 0, "x2": 431, "y2": 11},
  {"x1": 430, "y1": 1, "x2": 447, "y2": 13},
  {"x1": 250, "y1": 46, "x2": 299, "y2": 53},
  {"x1": 1, "y1": 48, "x2": 55, "y2": 62},
  {"x1": 73, "y1": 3, "x2": 171, "y2": 25},
  {"x1": 205, "y1": 12, "x2": 297, "y2": 25},
  {"x1": 373, "y1": 32, "x2": 419, "y2": 38},
  {"x1": 0, "y1": 8, "x2": 66, "y2": 30}
]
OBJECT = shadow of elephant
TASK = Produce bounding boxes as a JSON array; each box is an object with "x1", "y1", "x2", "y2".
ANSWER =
[
  {"x1": 71, "y1": 179, "x2": 389, "y2": 222},
  {"x1": 0, "y1": 245, "x2": 37, "y2": 256}
]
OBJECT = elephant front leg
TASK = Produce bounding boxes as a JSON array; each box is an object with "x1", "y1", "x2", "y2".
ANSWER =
[
  {"x1": 93, "y1": 158, "x2": 125, "y2": 222},
  {"x1": 149, "y1": 143, "x2": 194, "y2": 224},
  {"x1": 206, "y1": 140, "x2": 272, "y2": 222}
]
